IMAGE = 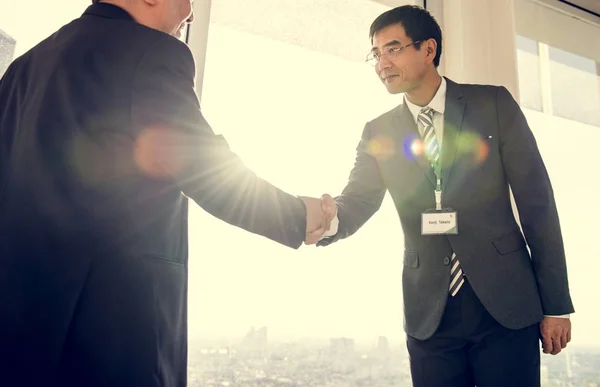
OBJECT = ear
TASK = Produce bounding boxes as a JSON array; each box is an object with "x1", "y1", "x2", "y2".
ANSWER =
[{"x1": 424, "y1": 38, "x2": 437, "y2": 63}]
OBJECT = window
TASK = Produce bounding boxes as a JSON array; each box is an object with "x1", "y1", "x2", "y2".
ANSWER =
[
  {"x1": 189, "y1": 0, "x2": 420, "y2": 385},
  {"x1": 515, "y1": 0, "x2": 600, "y2": 385},
  {"x1": 516, "y1": 35, "x2": 543, "y2": 111},
  {"x1": 0, "y1": 0, "x2": 83, "y2": 60},
  {"x1": 548, "y1": 46, "x2": 600, "y2": 126},
  {"x1": 516, "y1": 33, "x2": 600, "y2": 126}
]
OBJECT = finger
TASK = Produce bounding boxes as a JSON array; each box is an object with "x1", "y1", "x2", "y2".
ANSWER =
[
  {"x1": 304, "y1": 235, "x2": 318, "y2": 245},
  {"x1": 561, "y1": 331, "x2": 568, "y2": 349},
  {"x1": 321, "y1": 208, "x2": 331, "y2": 231},
  {"x1": 304, "y1": 234, "x2": 318, "y2": 245},
  {"x1": 321, "y1": 193, "x2": 334, "y2": 204},
  {"x1": 307, "y1": 226, "x2": 325, "y2": 238},
  {"x1": 306, "y1": 228, "x2": 325, "y2": 244},
  {"x1": 321, "y1": 201, "x2": 333, "y2": 219},
  {"x1": 541, "y1": 334, "x2": 553, "y2": 354},
  {"x1": 567, "y1": 328, "x2": 571, "y2": 343},
  {"x1": 551, "y1": 337, "x2": 561, "y2": 355}
]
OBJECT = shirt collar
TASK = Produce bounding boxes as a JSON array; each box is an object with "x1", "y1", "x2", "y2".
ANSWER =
[
  {"x1": 83, "y1": 3, "x2": 135, "y2": 21},
  {"x1": 404, "y1": 76, "x2": 447, "y2": 122}
]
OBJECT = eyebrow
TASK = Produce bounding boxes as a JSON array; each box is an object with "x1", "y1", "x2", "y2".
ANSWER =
[{"x1": 371, "y1": 40, "x2": 402, "y2": 52}]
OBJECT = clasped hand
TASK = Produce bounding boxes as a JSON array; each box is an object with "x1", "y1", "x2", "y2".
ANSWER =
[{"x1": 300, "y1": 194, "x2": 337, "y2": 245}]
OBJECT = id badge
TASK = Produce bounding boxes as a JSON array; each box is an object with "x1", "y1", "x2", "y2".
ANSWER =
[{"x1": 421, "y1": 209, "x2": 458, "y2": 235}]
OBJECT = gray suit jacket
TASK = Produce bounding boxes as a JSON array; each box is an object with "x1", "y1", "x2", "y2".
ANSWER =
[{"x1": 318, "y1": 77, "x2": 574, "y2": 340}]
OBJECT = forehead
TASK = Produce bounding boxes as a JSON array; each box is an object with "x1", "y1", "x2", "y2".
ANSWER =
[{"x1": 371, "y1": 23, "x2": 409, "y2": 49}]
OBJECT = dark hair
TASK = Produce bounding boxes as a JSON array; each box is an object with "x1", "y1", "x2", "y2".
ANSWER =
[{"x1": 369, "y1": 5, "x2": 443, "y2": 67}]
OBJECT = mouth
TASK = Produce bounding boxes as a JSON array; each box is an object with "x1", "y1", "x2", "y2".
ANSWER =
[{"x1": 381, "y1": 74, "x2": 399, "y2": 83}]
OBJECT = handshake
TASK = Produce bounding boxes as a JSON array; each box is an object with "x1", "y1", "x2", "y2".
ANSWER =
[{"x1": 300, "y1": 194, "x2": 337, "y2": 245}]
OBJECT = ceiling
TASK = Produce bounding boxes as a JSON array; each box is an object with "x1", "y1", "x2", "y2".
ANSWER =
[{"x1": 560, "y1": 0, "x2": 600, "y2": 16}]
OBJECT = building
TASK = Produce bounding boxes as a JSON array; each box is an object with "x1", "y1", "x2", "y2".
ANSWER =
[{"x1": 0, "y1": 28, "x2": 16, "y2": 77}]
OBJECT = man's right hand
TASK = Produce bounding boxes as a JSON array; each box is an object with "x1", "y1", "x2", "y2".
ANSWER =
[
  {"x1": 302, "y1": 194, "x2": 337, "y2": 245},
  {"x1": 300, "y1": 196, "x2": 331, "y2": 238}
]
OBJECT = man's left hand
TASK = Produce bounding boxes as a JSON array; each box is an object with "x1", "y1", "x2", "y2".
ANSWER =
[{"x1": 540, "y1": 316, "x2": 571, "y2": 355}]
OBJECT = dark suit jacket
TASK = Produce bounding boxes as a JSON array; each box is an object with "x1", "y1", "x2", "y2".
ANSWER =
[
  {"x1": 0, "y1": 4, "x2": 306, "y2": 386},
  {"x1": 319, "y1": 77, "x2": 574, "y2": 340}
]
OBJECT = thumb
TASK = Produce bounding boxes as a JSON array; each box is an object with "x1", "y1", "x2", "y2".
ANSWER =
[{"x1": 320, "y1": 194, "x2": 336, "y2": 219}]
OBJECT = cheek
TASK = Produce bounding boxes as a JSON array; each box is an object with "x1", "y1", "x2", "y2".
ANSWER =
[{"x1": 399, "y1": 59, "x2": 420, "y2": 78}]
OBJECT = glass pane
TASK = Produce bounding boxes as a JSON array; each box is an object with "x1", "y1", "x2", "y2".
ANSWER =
[
  {"x1": 0, "y1": 0, "x2": 83, "y2": 61},
  {"x1": 192, "y1": 0, "x2": 418, "y2": 385},
  {"x1": 549, "y1": 46, "x2": 600, "y2": 127},
  {"x1": 516, "y1": 35, "x2": 542, "y2": 111}
]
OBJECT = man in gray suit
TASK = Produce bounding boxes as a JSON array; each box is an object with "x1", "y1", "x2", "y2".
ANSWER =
[{"x1": 312, "y1": 5, "x2": 574, "y2": 387}]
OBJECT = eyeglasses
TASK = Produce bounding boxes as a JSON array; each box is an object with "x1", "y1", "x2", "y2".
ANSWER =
[{"x1": 365, "y1": 41, "x2": 421, "y2": 66}]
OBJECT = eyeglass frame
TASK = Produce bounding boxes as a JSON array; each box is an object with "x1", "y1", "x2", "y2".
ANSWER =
[{"x1": 365, "y1": 40, "x2": 422, "y2": 66}]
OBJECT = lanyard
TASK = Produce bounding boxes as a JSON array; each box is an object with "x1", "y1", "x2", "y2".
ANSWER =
[
  {"x1": 431, "y1": 158, "x2": 442, "y2": 211},
  {"x1": 434, "y1": 179, "x2": 442, "y2": 210},
  {"x1": 421, "y1": 108, "x2": 442, "y2": 210}
]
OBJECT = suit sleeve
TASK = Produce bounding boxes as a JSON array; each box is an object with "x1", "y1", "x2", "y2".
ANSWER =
[
  {"x1": 496, "y1": 86, "x2": 574, "y2": 315},
  {"x1": 318, "y1": 124, "x2": 386, "y2": 246},
  {"x1": 130, "y1": 35, "x2": 306, "y2": 249}
]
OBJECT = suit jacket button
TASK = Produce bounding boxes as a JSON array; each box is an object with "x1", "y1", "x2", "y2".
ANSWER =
[{"x1": 443, "y1": 256, "x2": 451, "y2": 265}]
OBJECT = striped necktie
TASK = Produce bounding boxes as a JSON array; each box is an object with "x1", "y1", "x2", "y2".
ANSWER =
[
  {"x1": 418, "y1": 107, "x2": 465, "y2": 297},
  {"x1": 417, "y1": 107, "x2": 440, "y2": 172}
]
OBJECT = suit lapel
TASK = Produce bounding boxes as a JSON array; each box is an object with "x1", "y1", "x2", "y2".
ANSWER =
[{"x1": 441, "y1": 78, "x2": 466, "y2": 189}]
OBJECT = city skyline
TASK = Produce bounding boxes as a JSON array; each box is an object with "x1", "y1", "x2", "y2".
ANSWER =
[
  {"x1": 0, "y1": 27, "x2": 15, "y2": 77},
  {"x1": 187, "y1": 332, "x2": 600, "y2": 387}
]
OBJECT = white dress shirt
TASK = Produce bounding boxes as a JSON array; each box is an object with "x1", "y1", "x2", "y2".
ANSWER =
[{"x1": 405, "y1": 76, "x2": 447, "y2": 143}]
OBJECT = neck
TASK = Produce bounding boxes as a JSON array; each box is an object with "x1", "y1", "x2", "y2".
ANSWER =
[{"x1": 405, "y1": 71, "x2": 442, "y2": 107}]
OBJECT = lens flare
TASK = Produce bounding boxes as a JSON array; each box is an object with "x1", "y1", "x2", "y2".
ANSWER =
[{"x1": 402, "y1": 134, "x2": 422, "y2": 161}]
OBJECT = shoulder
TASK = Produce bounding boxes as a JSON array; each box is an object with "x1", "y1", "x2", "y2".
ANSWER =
[
  {"x1": 450, "y1": 78, "x2": 517, "y2": 100},
  {"x1": 136, "y1": 32, "x2": 196, "y2": 79},
  {"x1": 73, "y1": 14, "x2": 196, "y2": 79},
  {"x1": 367, "y1": 103, "x2": 404, "y2": 127},
  {"x1": 452, "y1": 80, "x2": 502, "y2": 97}
]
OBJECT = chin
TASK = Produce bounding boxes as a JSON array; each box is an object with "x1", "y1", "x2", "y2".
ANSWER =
[
  {"x1": 387, "y1": 87, "x2": 405, "y2": 95},
  {"x1": 383, "y1": 83, "x2": 407, "y2": 95}
]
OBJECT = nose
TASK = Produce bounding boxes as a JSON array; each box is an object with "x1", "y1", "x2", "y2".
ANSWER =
[{"x1": 376, "y1": 56, "x2": 392, "y2": 72}]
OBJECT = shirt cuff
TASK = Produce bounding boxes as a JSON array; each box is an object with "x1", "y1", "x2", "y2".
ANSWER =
[
  {"x1": 545, "y1": 314, "x2": 570, "y2": 318},
  {"x1": 321, "y1": 215, "x2": 339, "y2": 238}
]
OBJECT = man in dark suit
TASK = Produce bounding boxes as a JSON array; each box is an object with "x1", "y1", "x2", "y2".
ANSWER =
[
  {"x1": 312, "y1": 5, "x2": 574, "y2": 387},
  {"x1": 0, "y1": 1, "x2": 330, "y2": 386}
]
